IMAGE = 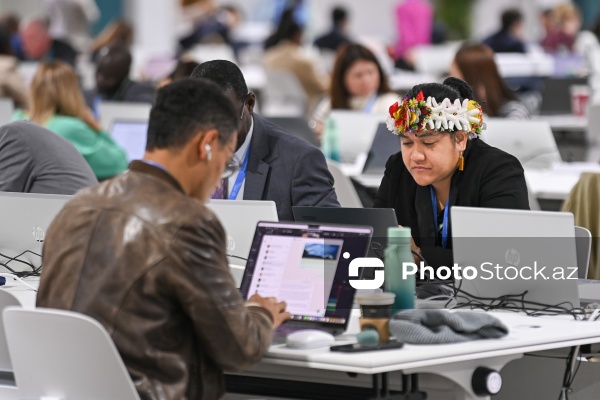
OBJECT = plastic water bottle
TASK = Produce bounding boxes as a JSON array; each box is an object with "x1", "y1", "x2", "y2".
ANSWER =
[
  {"x1": 384, "y1": 227, "x2": 416, "y2": 314},
  {"x1": 321, "y1": 117, "x2": 341, "y2": 162}
]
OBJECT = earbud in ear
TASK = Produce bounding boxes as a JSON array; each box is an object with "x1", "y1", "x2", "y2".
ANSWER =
[{"x1": 205, "y1": 144, "x2": 212, "y2": 161}]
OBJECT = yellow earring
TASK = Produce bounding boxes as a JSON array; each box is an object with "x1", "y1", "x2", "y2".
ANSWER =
[{"x1": 458, "y1": 152, "x2": 464, "y2": 171}]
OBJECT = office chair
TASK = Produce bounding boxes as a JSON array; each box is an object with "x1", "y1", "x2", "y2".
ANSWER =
[{"x1": 3, "y1": 307, "x2": 140, "y2": 400}]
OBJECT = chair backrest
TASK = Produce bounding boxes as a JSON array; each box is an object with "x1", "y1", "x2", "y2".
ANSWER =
[
  {"x1": 482, "y1": 118, "x2": 561, "y2": 169},
  {"x1": 0, "y1": 291, "x2": 20, "y2": 372},
  {"x1": 3, "y1": 307, "x2": 140, "y2": 400},
  {"x1": 326, "y1": 160, "x2": 363, "y2": 208},
  {"x1": 97, "y1": 101, "x2": 152, "y2": 132},
  {"x1": 575, "y1": 226, "x2": 592, "y2": 279},
  {"x1": 261, "y1": 69, "x2": 308, "y2": 117}
]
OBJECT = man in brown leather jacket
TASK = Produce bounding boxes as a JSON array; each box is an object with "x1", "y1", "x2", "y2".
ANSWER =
[{"x1": 36, "y1": 78, "x2": 290, "y2": 400}]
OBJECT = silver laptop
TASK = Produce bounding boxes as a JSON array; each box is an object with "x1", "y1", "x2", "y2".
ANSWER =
[
  {"x1": 451, "y1": 206, "x2": 580, "y2": 309},
  {"x1": 482, "y1": 119, "x2": 561, "y2": 169},
  {"x1": 0, "y1": 192, "x2": 71, "y2": 272},
  {"x1": 362, "y1": 122, "x2": 401, "y2": 175},
  {"x1": 328, "y1": 111, "x2": 384, "y2": 164},
  {"x1": 109, "y1": 120, "x2": 149, "y2": 161},
  {"x1": 98, "y1": 101, "x2": 151, "y2": 132},
  {"x1": 206, "y1": 200, "x2": 278, "y2": 265}
]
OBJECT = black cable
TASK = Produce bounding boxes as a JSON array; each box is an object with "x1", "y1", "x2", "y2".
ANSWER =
[
  {"x1": 227, "y1": 254, "x2": 248, "y2": 262},
  {"x1": 0, "y1": 250, "x2": 40, "y2": 271}
]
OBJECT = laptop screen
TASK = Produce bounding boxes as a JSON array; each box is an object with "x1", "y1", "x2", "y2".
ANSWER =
[
  {"x1": 109, "y1": 121, "x2": 149, "y2": 161},
  {"x1": 240, "y1": 222, "x2": 372, "y2": 330},
  {"x1": 363, "y1": 123, "x2": 401, "y2": 174}
]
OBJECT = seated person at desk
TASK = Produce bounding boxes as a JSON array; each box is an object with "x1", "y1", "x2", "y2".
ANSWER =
[
  {"x1": 374, "y1": 78, "x2": 529, "y2": 270},
  {"x1": 0, "y1": 121, "x2": 97, "y2": 194},
  {"x1": 37, "y1": 78, "x2": 290, "y2": 400},
  {"x1": 311, "y1": 43, "x2": 399, "y2": 138},
  {"x1": 191, "y1": 60, "x2": 339, "y2": 221},
  {"x1": 13, "y1": 60, "x2": 128, "y2": 180}
]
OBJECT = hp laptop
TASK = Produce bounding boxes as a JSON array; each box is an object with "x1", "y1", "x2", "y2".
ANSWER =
[
  {"x1": 292, "y1": 206, "x2": 398, "y2": 259},
  {"x1": 240, "y1": 221, "x2": 372, "y2": 341},
  {"x1": 452, "y1": 206, "x2": 580, "y2": 309},
  {"x1": 0, "y1": 192, "x2": 71, "y2": 272},
  {"x1": 362, "y1": 123, "x2": 401, "y2": 175},
  {"x1": 206, "y1": 200, "x2": 278, "y2": 265},
  {"x1": 109, "y1": 120, "x2": 149, "y2": 162}
]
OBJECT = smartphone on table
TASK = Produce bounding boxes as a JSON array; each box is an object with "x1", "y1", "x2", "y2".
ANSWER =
[{"x1": 330, "y1": 340, "x2": 404, "y2": 353}]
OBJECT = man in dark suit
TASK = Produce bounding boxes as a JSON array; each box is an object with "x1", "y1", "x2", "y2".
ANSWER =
[
  {"x1": 483, "y1": 9, "x2": 527, "y2": 54},
  {"x1": 191, "y1": 60, "x2": 339, "y2": 221},
  {"x1": 314, "y1": 7, "x2": 350, "y2": 52}
]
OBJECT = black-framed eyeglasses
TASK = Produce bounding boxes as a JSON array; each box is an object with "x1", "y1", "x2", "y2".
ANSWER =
[{"x1": 222, "y1": 155, "x2": 241, "y2": 179}]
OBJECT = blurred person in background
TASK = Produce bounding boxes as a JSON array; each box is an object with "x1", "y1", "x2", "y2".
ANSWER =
[
  {"x1": 541, "y1": 3, "x2": 582, "y2": 53},
  {"x1": 89, "y1": 19, "x2": 133, "y2": 63},
  {"x1": 0, "y1": 27, "x2": 28, "y2": 108},
  {"x1": 393, "y1": 0, "x2": 433, "y2": 70},
  {"x1": 312, "y1": 43, "x2": 398, "y2": 138},
  {"x1": 314, "y1": 6, "x2": 350, "y2": 52},
  {"x1": 0, "y1": 13, "x2": 23, "y2": 58},
  {"x1": 19, "y1": 20, "x2": 53, "y2": 61},
  {"x1": 85, "y1": 44, "x2": 156, "y2": 109},
  {"x1": 450, "y1": 43, "x2": 530, "y2": 120},
  {"x1": 483, "y1": 8, "x2": 527, "y2": 53},
  {"x1": 179, "y1": 5, "x2": 241, "y2": 50},
  {"x1": 43, "y1": 0, "x2": 100, "y2": 65},
  {"x1": 13, "y1": 61, "x2": 128, "y2": 180},
  {"x1": 264, "y1": 19, "x2": 328, "y2": 111}
]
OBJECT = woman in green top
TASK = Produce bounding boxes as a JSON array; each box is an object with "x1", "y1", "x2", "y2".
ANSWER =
[{"x1": 13, "y1": 61, "x2": 127, "y2": 180}]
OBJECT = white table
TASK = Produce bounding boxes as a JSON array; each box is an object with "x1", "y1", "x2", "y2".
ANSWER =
[
  {"x1": 525, "y1": 162, "x2": 600, "y2": 200},
  {"x1": 0, "y1": 277, "x2": 39, "y2": 309},
  {"x1": 230, "y1": 311, "x2": 600, "y2": 400}
]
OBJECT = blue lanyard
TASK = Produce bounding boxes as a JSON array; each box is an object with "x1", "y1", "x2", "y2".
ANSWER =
[
  {"x1": 430, "y1": 186, "x2": 450, "y2": 249},
  {"x1": 229, "y1": 145, "x2": 251, "y2": 200},
  {"x1": 363, "y1": 94, "x2": 378, "y2": 113}
]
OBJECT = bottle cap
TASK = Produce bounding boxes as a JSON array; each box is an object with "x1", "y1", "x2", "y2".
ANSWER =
[
  {"x1": 355, "y1": 292, "x2": 396, "y2": 306},
  {"x1": 388, "y1": 227, "x2": 411, "y2": 238}
]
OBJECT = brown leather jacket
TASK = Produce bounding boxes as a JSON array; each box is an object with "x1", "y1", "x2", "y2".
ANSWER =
[{"x1": 37, "y1": 161, "x2": 274, "y2": 400}]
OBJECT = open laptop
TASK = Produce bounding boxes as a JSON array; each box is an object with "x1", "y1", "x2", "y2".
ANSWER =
[
  {"x1": 451, "y1": 206, "x2": 581, "y2": 310},
  {"x1": 0, "y1": 192, "x2": 71, "y2": 273},
  {"x1": 292, "y1": 206, "x2": 398, "y2": 259},
  {"x1": 362, "y1": 123, "x2": 401, "y2": 175},
  {"x1": 240, "y1": 221, "x2": 372, "y2": 342},
  {"x1": 328, "y1": 111, "x2": 384, "y2": 164},
  {"x1": 206, "y1": 200, "x2": 278, "y2": 265},
  {"x1": 266, "y1": 117, "x2": 319, "y2": 147},
  {"x1": 539, "y1": 77, "x2": 588, "y2": 115},
  {"x1": 483, "y1": 119, "x2": 561, "y2": 169},
  {"x1": 109, "y1": 120, "x2": 149, "y2": 162},
  {"x1": 98, "y1": 101, "x2": 151, "y2": 132}
]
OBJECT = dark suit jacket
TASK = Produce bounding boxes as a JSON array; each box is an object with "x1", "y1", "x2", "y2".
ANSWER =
[
  {"x1": 244, "y1": 114, "x2": 339, "y2": 220},
  {"x1": 483, "y1": 30, "x2": 526, "y2": 53},
  {"x1": 314, "y1": 30, "x2": 349, "y2": 51},
  {"x1": 373, "y1": 138, "x2": 529, "y2": 269}
]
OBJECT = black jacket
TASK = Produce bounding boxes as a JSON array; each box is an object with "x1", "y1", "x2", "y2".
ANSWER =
[{"x1": 374, "y1": 138, "x2": 530, "y2": 269}]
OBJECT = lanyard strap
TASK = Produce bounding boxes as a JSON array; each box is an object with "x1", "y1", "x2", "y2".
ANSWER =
[
  {"x1": 229, "y1": 145, "x2": 251, "y2": 200},
  {"x1": 430, "y1": 186, "x2": 450, "y2": 249},
  {"x1": 363, "y1": 94, "x2": 378, "y2": 113}
]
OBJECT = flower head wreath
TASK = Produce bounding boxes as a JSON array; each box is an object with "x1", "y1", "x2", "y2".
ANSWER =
[{"x1": 386, "y1": 90, "x2": 485, "y2": 137}]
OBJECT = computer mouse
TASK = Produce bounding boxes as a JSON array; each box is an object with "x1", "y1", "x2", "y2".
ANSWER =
[{"x1": 286, "y1": 329, "x2": 335, "y2": 350}]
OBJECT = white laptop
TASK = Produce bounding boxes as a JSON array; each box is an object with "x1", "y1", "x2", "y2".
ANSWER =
[
  {"x1": 0, "y1": 192, "x2": 71, "y2": 273},
  {"x1": 328, "y1": 111, "x2": 384, "y2": 164},
  {"x1": 98, "y1": 101, "x2": 151, "y2": 132},
  {"x1": 451, "y1": 206, "x2": 580, "y2": 309},
  {"x1": 109, "y1": 120, "x2": 149, "y2": 161},
  {"x1": 482, "y1": 119, "x2": 561, "y2": 170},
  {"x1": 206, "y1": 200, "x2": 278, "y2": 266}
]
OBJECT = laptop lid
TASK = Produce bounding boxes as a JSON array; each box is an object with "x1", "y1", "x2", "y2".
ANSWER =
[
  {"x1": 539, "y1": 77, "x2": 587, "y2": 115},
  {"x1": 362, "y1": 123, "x2": 401, "y2": 174},
  {"x1": 328, "y1": 111, "x2": 384, "y2": 163},
  {"x1": 292, "y1": 206, "x2": 398, "y2": 259},
  {"x1": 206, "y1": 200, "x2": 278, "y2": 264},
  {"x1": 451, "y1": 206, "x2": 580, "y2": 309},
  {"x1": 240, "y1": 221, "x2": 373, "y2": 334},
  {"x1": 0, "y1": 192, "x2": 71, "y2": 272},
  {"x1": 109, "y1": 120, "x2": 149, "y2": 162},
  {"x1": 266, "y1": 117, "x2": 319, "y2": 147}
]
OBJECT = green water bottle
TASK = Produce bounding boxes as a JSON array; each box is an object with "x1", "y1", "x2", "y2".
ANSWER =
[
  {"x1": 321, "y1": 117, "x2": 341, "y2": 162},
  {"x1": 384, "y1": 227, "x2": 416, "y2": 314}
]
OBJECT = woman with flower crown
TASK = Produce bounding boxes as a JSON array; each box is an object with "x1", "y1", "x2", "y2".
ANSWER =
[{"x1": 374, "y1": 77, "x2": 529, "y2": 270}]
